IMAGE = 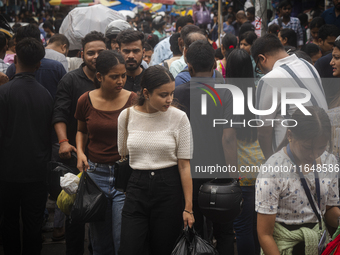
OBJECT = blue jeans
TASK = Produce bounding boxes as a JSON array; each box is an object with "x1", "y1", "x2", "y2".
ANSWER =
[
  {"x1": 233, "y1": 186, "x2": 260, "y2": 255},
  {"x1": 88, "y1": 160, "x2": 125, "y2": 255}
]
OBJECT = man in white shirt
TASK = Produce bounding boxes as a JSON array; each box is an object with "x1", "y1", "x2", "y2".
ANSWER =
[
  {"x1": 251, "y1": 34, "x2": 328, "y2": 159},
  {"x1": 45, "y1": 34, "x2": 69, "y2": 72}
]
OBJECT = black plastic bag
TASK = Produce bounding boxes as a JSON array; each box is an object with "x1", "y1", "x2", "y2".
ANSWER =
[
  {"x1": 171, "y1": 227, "x2": 191, "y2": 255},
  {"x1": 190, "y1": 228, "x2": 219, "y2": 255},
  {"x1": 70, "y1": 171, "x2": 107, "y2": 223},
  {"x1": 171, "y1": 227, "x2": 219, "y2": 255},
  {"x1": 47, "y1": 154, "x2": 79, "y2": 201}
]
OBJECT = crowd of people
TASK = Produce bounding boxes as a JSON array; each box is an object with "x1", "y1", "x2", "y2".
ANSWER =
[{"x1": 1, "y1": 0, "x2": 340, "y2": 255}]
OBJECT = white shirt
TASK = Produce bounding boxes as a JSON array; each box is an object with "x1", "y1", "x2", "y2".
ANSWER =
[
  {"x1": 256, "y1": 54, "x2": 328, "y2": 150},
  {"x1": 256, "y1": 149, "x2": 339, "y2": 224},
  {"x1": 117, "y1": 106, "x2": 192, "y2": 170},
  {"x1": 169, "y1": 55, "x2": 186, "y2": 78}
]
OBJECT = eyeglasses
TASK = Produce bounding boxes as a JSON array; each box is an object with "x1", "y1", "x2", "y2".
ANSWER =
[{"x1": 255, "y1": 57, "x2": 263, "y2": 75}]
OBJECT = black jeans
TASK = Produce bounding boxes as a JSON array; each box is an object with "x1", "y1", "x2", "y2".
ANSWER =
[
  {"x1": 119, "y1": 166, "x2": 183, "y2": 255},
  {"x1": 0, "y1": 181, "x2": 47, "y2": 255}
]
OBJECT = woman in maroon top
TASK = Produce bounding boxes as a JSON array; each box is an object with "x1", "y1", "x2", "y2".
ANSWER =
[{"x1": 75, "y1": 50, "x2": 137, "y2": 255}]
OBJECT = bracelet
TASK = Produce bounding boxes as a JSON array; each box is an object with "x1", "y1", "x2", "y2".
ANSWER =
[
  {"x1": 59, "y1": 139, "x2": 69, "y2": 144},
  {"x1": 184, "y1": 210, "x2": 194, "y2": 215}
]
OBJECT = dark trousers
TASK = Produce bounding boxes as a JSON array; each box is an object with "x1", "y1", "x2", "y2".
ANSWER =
[
  {"x1": 65, "y1": 216, "x2": 85, "y2": 255},
  {"x1": 193, "y1": 201, "x2": 235, "y2": 255},
  {"x1": 233, "y1": 186, "x2": 260, "y2": 255},
  {"x1": 0, "y1": 181, "x2": 47, "y2": 255},
  {"x1": 119, "y1": 166, "x2": 183, "y2": 255}
]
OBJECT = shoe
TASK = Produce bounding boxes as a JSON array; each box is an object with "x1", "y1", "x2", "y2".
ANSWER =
[{"x1": 51, "y1": 227, "x2": 65, "y2": 242}]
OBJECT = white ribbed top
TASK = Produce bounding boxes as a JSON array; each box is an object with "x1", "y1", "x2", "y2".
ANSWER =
[{"x1": 117, "y1": 106, "x2": 192, "y2": 170}]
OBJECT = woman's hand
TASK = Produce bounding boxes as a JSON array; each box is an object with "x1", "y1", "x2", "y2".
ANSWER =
[
  {"x1": 183, "y1": 210, "x2": 195, "y2": 229},
  {"x1": 77, "y1": 152, "x2": 89, "y2": 172}
]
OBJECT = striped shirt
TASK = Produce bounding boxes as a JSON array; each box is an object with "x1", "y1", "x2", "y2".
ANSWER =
[
  {"x1": 255, "y1": 54, "x2": 328, "y2": 151},
  {"x1": 268, "y1": 17, "x2": 304, "y2": 46}
]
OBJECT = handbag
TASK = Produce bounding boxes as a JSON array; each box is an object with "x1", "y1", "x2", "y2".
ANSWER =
[
  {"x1": 70, "y1": 171, "x2": 107, "y2": 223},
  {"x1": 114, "y1": 107, "x2": 133, "y2": 192}
]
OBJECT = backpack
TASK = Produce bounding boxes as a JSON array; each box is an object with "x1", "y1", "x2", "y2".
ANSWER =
[{"x1": 194, "y1": 5, "x2": 211, "y2": 26}]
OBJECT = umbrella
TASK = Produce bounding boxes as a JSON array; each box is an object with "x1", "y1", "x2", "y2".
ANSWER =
[
  {"x1": 59, "y1": 4, "x2": 125, "y2": 50},
  {"x1": 49, "y1": 0, "x2": 93, "y2": 5},
  {"x1": 117, "y1": 10, "x2": 136, "y2": 17},
  {"x1": 150, "y1": 3, "x2": 162, "y2": 11},
  {"x1": 149, "y1": 0, "x2": 195, "y2": 5},
  {"x1": 106, "y1": 0, "x2": 137, "y2": 11}
]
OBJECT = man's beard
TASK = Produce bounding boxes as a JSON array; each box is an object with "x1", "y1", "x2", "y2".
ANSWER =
[
  {"x1": 83, "y1": 57, "x2": 96, "y2": 72},
  {"x1": 126, "y1": 58, "x2": 142, "y2": 71},
  {"x1": 282, "y1": 13, "x2": 290, "y2": 19}
]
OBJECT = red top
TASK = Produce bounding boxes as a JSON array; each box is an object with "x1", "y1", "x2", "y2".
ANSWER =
[
  {"x1": 75, "y1": 91, "x2": 137, "y2": 164},
  {"x1": 212, "y1": 41, "x2": 218, "y2": 50}
]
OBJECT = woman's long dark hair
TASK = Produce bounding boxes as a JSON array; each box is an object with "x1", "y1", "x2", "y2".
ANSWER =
[
  {"x1": 276, "y1": 106, "x2": 331, "y2": 151},
  {"x1": 222, "y1": 33, "x2": 237, "y2": 60},
  {"x1": 226, "y1": 49, "x2": 256, "y2": 143},
  {"x1": 137, "y1": 65, "x2": 174, "y2": 106}
]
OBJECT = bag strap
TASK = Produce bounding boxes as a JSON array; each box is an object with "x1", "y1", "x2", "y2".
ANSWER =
[
  {"x1": 121, "y1": 108, "x2": 130, "y2": 160},
  {"x1": 286, "y1": 144, "x2": 322, "y2": 230}
]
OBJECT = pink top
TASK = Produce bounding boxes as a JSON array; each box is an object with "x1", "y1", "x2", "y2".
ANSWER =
[
  {"x1": 4, "y1": 54, "x2": 15, "y2": 65},
  {"x1": 216, "y1": 60, "x2": 226, "y2": 78}
]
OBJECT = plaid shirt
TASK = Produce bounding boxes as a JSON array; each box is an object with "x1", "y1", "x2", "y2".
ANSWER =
[
  {"x1": 269, "y1": 17, "x2": 304, "y2": 46},
  {"x1": 0, "y1": 59, "x2": 9, "y2": 73}
]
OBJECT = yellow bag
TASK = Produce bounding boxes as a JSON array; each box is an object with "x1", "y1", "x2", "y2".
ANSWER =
[{"x1": 57, "y1": 172, "x2": 82, "y2": 215}]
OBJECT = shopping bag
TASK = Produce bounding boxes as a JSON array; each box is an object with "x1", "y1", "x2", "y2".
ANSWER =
[
  {"x1": 191, "y1": 228, "x2": 219, "y2": 255},
  {"x1": 171, "y1": 227, "x2": 191, "y2": 255},
  {"x1": 171, "y1": 227, "x2": 219, "y2": 255},
  {"x1": 57, "y1": 172, "x2": 82, "y2": 215},
  {"x1": 70, "y1": 171, "x2": 107, "y2": 223}
]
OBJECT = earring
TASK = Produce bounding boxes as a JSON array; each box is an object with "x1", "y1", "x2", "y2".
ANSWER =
[
  {"x1": 147, "y1": 97, "x2": 150, "y2": 100},
  {"x1": 288, "y1": 139, "x2": 292, "y2": 142}
]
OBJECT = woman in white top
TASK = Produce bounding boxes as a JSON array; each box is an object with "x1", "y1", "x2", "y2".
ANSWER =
[
  {"x1": 256, "y1": 106, "x2": 340, "y2": 255},
  {"x1": 117, "y1": 65, "x2": 194, "y2": 255}
]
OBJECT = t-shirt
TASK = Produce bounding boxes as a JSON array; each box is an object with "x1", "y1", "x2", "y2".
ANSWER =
[
  {"x1": 75, "y1": 91, "x2": 137, "y2": 164},
  {"x1": 0, "y1": 73, "x2": 53, "y2": 183},
  {"x1": 117, "y1": 106, "x2": 192, "y2": 170},
  {"x1": 45, "y1": 48, "x2": 68, "y2": 72},
  {"x1": 52, "y1": 64, "x2": 96, "y2": 147},
  {"x1": 124, "y1": 67, "x2": 145, "y2": 93},
  {"x1": 256, "y1": 54, "x2": 328, "y2": 151},
  {"x1": 6, "y1": 58, "x2": 66, "y2": 99},
  {"x1": 174, "y1": 77, "x2": 240, "y2": 182},
  {"x1": 256, "y1": 149, "x2": 339, "y2": 224},
  {"x1": 150, "y1": 36, "x2": 173, "y2": 66},
  {"x1": 321, "y1": 7, "x2": 340, "y2": 30},
  {"x1": 238, "y1": 140, "x2": 265, "y2": 186},
  {"x1": 169, "y1": 55, "x2": 186, "y2": 78}
]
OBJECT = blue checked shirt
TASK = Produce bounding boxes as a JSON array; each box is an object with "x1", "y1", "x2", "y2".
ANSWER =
[
  {"x1": 0, "y1": 59, "x2": 9, "y2": 73},
  {"x1": 268, "y1": 17, "x2": 304, "y2": 46}
]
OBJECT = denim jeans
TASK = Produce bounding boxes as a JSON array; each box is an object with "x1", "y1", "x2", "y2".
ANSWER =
[
  {"x1": 88, "y1": 160, "x2": 125, "y2": 255},
  {"x1": 233, "y1": 186, "x2": 260, "y2": 255}
]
